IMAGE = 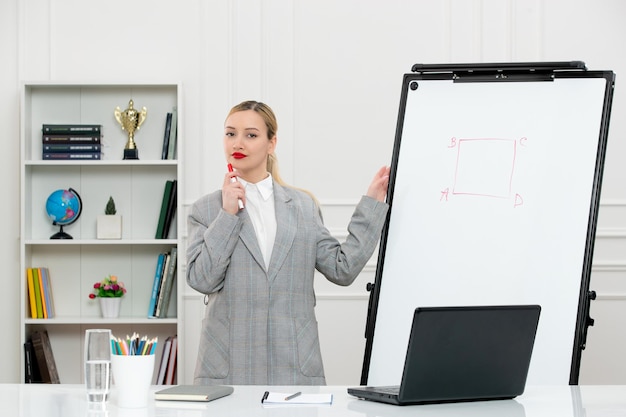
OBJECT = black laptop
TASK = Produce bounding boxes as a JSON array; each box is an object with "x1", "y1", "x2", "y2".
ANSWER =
[{"x1": 348, "y1": 304, "x2": 541, "y2": 406}]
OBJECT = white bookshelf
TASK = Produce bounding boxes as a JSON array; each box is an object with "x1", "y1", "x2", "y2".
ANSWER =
[{"x1": 19, "y1": 82, "x2": 183, "y2": 384}]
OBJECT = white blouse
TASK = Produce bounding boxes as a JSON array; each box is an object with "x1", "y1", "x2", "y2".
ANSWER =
[{"x1": 238, "y1": 174, "x2": 277, "y2": 270}]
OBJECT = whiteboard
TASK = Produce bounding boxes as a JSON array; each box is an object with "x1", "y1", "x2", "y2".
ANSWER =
[{"x1": 364, "y1": 68, "x2": 614, "y2": 386}]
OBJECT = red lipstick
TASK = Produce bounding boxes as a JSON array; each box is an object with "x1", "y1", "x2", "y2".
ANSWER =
[
  {"x1": 227, "y1": 163, "x2": 244, "y2": 210},
  {"x1": 232, "y1": 152, "x2": 246, "y2": 159}
]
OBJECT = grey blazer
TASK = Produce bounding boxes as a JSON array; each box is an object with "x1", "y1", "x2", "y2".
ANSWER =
[{"x1": 186, "y1": 182, "x2": 388, "y2": 385}]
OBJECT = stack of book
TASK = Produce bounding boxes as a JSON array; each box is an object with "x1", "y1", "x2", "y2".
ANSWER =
[
  {"x1": 156, "y1": 179, "x2": 177, "y2": 239},
  {"x1": 26, "y1": 267, "x2": 55, "y2": 319},
  {"x1": 160, "y1": 107, "x2": 178, "y2": 160},
  {"x1": 148, "y1": 247, "x2": 177, "y2": 319},
  {"x1": 157, "y1": 335, "x2": 178, "y2": 385},
  {"x1": 24, "y1": 330, "x2": 60, "y2": 383},
  {"x1": 42, "y1": 124, "x2": 102, "y2": 160}
]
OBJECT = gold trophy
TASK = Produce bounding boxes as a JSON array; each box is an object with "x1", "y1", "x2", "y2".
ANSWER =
[{"x1": 114, "y1": 99, "x2": 147, "y2": 160}]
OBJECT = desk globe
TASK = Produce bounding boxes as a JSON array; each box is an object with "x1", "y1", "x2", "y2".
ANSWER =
[{"x1": 46, "y1": 188, "x2": 82, "y2": 239}]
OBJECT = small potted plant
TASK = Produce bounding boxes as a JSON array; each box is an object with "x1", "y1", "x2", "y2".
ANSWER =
[
  {"x1": 89, "y1": 274, "x2": 127, "y2": 318},
  {"x1": 97, "y1": 196, "x2": 122, "y2": 239}
]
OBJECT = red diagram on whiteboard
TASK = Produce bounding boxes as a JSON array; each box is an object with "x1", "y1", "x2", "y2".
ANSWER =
[{"x1": 441, "y1": 137, "x2": 526, "y2": 207}]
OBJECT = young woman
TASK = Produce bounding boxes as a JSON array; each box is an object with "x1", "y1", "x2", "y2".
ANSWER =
[{"x1": 186, "y1": 100, "x2": 389, "y2": 385}]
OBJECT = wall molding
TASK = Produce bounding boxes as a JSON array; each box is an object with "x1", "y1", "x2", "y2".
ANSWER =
[
  {"x1": 595, "y1": 294, "x2": 626, "y2": 301},
  {"x1": 592, "y1": 261, "x2": 626, "y2": 272},
  {"x1": 596, "y1": 228, "x2": 626, "y2": 238},
  {"x1": 598, "y1": 199, "x2": 626, "y2": 207}
]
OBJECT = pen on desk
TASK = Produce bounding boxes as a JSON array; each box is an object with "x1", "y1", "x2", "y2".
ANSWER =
[
  {"x1": 285, "y1": 391, "x2": 302, "y2": 401},
  {"x1": 227, "y1": 163, "x2": 245, "y2": 210},
  {"x1": 261, "y1": 391, "x2": 269, "y2": 403}
]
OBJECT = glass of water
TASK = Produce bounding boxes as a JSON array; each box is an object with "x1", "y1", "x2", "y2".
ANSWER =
[{"x1": 84, "y1": 329, "x2": 112, "y2": 403}]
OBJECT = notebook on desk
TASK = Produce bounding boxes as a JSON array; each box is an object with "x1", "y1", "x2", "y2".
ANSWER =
[
  {"x1": 155, "y1": 385, "x2": 234, "y2": 402},
  {"x1": 348, "y1": 304, "x2": 541, "y2": 406}
]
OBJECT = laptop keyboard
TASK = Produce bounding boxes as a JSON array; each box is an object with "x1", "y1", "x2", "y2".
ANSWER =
[{"x1": 372, "y1": 386, "x2": 400, "y2": 394}]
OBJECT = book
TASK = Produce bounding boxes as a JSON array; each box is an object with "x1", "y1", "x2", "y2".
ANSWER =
[
  {"x1": 157, "y1": 336, "x2": 173, "y2": 385},
  {"x1": 167, "y1": 107, "x2": 178, "y2": 160},
  {"x1": 37, "y1": 268, "x2": 48, "y2": 319},
  {"x1": 42, "y1": 124, "x2": 102, "y2": 135},
  {"x1": 24, "y1": 340, "x2": 34, "y2": 383},
  {"x1": 43, "y1": 135, "x2": 101, "y2": 144},
  {"x1": 147, "y1": 253, "x2": 167, "y2": 318},
  {"x1": 155, "y1": 180, "x2": 174, "y2": 239},
  {"x1": 43, "y1": 144, "x2": 102, "y2": 153},
  {"x1": 155, "y1": 247, "x2": 177, "y2": 318},
  {"x1": 39, "y1": 267, "x2": 55, "y2": 318},
  {"x1": 161, "y1": 112, "x2": 172, "y2": 160},
  {"x1": 155, "y1": 385, "x2": 234, "y2": 402},
  {"x1": 42, "y1": 152, "x2": 101, "y2": 160},
  {"x1": 24, "y1": 340, "x2": 42, "y2": 383},
  {"x1": 162, "y1": 180, "x2": 177, "y2": 239},
  {"x1": 152, "y1": 252, "x2": 172, "y2": 318},
  {"x1": 32, "y1": 268, "x2": 43, "y2": 318},
  {"x1": 165, "y1": 335, "x2": 178, "y2": 385},
  {"x1": 31, "y1": 330, "x2": 60, "y2": 383},
  {"x1": 24, "y1": 340, "x2": 33, "y2": 384},
  {"x1": 26, "y1": 268, "x2": 37, "y2": 318}
]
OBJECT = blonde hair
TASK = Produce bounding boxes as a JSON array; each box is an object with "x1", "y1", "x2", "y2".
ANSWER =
[{"x1": 228, "y1": 101, "x2": 318, "y2": 204}]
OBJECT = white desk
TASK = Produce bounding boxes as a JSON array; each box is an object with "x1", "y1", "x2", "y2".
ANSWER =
[{"x1": 1, "y1": 384, "x2": 625, "y2": 416}]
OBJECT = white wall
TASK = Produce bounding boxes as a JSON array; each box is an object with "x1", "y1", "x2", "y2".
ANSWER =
[{"x1": 2, "y1": 0, "x2": 626, "y2": 385}]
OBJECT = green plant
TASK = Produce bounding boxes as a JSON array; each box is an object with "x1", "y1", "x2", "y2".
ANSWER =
[
  {"x1": 89, "y1": 275, "x2": 126, "y2": 298},
  {"x1": 105, "y1": 196, "x2": 117, "y2": 215}
]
